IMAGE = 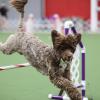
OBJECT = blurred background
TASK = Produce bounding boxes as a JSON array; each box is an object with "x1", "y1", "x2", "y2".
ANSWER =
[
  {"x1": 0, "y1": 0, "x2": 100, "y2": 33},
  {"x1": 0, "y1": 0, "x2": 100, "y2": 100}
]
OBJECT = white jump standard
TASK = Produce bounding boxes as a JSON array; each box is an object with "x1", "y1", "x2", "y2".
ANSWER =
[{"x1": 48, "y1": 21, "x2": 88, "y2": 100}]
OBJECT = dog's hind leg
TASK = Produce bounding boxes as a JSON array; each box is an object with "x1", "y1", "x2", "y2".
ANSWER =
[{"x1": 0, "y1": 35, "x2": 17, "y2": 54}]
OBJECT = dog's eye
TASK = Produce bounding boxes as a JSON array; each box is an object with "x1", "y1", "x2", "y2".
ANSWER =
[{"x1": 66, "y1": 44, "x2": 75, "y2": 53}]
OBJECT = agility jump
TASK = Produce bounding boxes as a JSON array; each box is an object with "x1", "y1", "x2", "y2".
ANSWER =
[
  {"x1": 0, "y1": 0, "x2": 84, "y2": 100},
  {"x1": 0, "y1": 21, "x2": 87, "y2": 100},
  {"x1": 48, "y1": 21, "x2": 88, "y2": 100}
]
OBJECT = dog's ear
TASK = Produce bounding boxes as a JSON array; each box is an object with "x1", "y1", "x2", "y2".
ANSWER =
[
  {"x1": 75, "y1": 34, "x2": 81, "y2": 44},
  {"x1": 51, "y1": 30, "x2": 65, "y2": 49},
  {"x1": 51, "y1": 30, "x2": 61, "y2": 38}
]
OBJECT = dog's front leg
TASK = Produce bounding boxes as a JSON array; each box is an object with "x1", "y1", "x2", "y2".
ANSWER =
[
  {"x1": 0, "y1": 35, "x2": 17, "y2": 54},
  {"x1": 63, "y1": 63, "x2": 71, "y2": 81},
  {"x1": 49, "y1": 67, "x2": 82, "y2": 100}
]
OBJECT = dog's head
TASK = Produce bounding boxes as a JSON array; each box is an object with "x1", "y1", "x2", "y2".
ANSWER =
[{"x1": 51, "y1": 30, "x2": 81, "y2": 63}]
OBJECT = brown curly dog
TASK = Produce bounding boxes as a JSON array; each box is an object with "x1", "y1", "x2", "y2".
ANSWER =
[{"x1": 0, "y1": 29, "x2": 82, "y2": 100}]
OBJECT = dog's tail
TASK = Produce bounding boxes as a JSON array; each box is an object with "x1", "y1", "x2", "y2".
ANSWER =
[{"x1": 10, "y1": 0, "x2": 28, "y2": 31}]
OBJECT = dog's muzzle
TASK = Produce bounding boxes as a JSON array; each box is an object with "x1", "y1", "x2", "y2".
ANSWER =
[{"x1": 62, "y1": 55, "x2": 73, "y2": 64}]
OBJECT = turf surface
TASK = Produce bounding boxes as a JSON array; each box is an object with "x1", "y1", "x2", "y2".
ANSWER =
[{"x1": 0, "y1": 32, "x2": 100, "y2": 100}]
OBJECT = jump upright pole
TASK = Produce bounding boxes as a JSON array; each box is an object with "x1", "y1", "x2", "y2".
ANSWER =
[{"x1": 64, "y1": 20, "x2": 86, "y2": 99}]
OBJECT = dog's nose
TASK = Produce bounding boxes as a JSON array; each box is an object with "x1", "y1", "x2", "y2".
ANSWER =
[{"x1": 68, "y1": 55, "x2": 73, "y2": 61}]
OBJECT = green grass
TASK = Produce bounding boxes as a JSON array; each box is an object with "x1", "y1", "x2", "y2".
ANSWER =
[
  {"x1": 0, "y1": 32, "x2": 100, "y2": 100},
  {"x1": 82, "y1": 34, "x2": 100, "y2": 100}
]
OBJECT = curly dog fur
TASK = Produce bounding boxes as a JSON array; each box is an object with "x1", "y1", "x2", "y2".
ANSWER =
[{"x1": 0, "y1": 29, "x2": 82, "y2": 100}]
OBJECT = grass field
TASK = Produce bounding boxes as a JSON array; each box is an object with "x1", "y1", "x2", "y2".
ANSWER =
[{"x1": 0, "y1": 32, "x2": 100, "y2": 100}]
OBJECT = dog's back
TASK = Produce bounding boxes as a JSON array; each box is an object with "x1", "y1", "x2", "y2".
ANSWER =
[{"x1": 15, "y1": 31, "x2": 53, "y2": 75}]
